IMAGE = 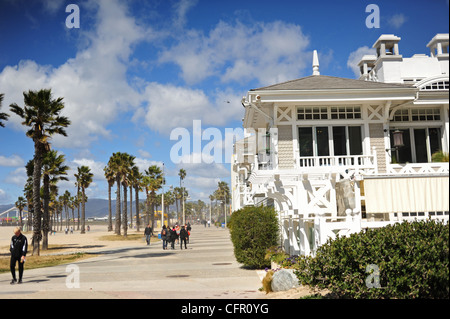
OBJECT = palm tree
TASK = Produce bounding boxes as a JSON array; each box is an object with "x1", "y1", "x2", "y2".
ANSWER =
[
  {"x1": 23, "y1": 161, "x2": 34, "y2": 231},
  {"x1": 144, "y1": 165, "x2": 163, "y2": 229},
  {"x1": 57, "y1": 195, "x2": 64, "y2": 231},
  {"x1": 121, "y1": 154, "x2": 135, "y2": 237},
  {"x1": 107, "y1": 152, "x2": 133, "y2": 235},
  {"x1": 62, "y1": 190, "x2": 71, "y2": 230},
  {"x1": 174, "y1": 186, "x2": 182, "y2": 221},
  {"x1": 10, "y1": 89, "x2": 70, "y2": 255},
  {"x1": 129, "y1": 165, "x2": 143, "y2": 231},
  {"x1": 41, "y1": 150, "x2": 69, "y2": 250},
  {"x1": 74, "y1": 195, "x2": 81, "y2": 230},
  {"x1": 0, "y1": 93, "x2": 9, "y2": 127},
  {"x1": 178, "y1": 169, "x2": 187, "y2": 224},
  {"x1": 15, "y1": 197, "x2": 26, "y2": 227},
  {"x1": 209, "y1": 194, "x2": 215, "y2": 224},
  {"x1": 103, "y1": 164, "x2": 115, "y2": 231},
  {"x1": 75, "y1": 166, "x2": 93, "y2": 234},
  {"x1": 214, "y1": 181, "x2": 230, "y2": 226}
]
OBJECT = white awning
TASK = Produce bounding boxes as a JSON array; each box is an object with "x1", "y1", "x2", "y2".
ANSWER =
[{"x1": 364, "y1": 176, "x2": 449, "y2": 213}]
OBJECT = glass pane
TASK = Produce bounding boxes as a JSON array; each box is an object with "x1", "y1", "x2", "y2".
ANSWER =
[
  {"x1": 414, "y1": 129, "x2": 428, "y2": 163},
  {"x1": 298, "y1": 127, "x2": 313, "y2": 157},
  {"x1": 316, "y1": 127, "x2": 329, "y2": 156},
  {"x1": 349, "y1": 126, "x2": 363, "y2": 155},
  {"x1": 390, "y1": 129, "x2": 412, "y2": 163},
  {"x1": 333, "y1": 126, "x2": 346, "y2": 156},
  {"x1": 429, "y1": 128, "x2": 442, "y2": 156}
]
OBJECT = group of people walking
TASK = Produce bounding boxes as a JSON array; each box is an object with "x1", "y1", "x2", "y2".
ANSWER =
[
  {"x1": 144, "y1": 222, "x2": 192, "y2": 250},
  {"x1": 160, "y1": 223, "x2": 191, "y2": 250}
]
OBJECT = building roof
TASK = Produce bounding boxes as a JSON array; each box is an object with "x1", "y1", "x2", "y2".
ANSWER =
[{"x1": 251, "y1": 75, "x2": 413, "y2": 91}]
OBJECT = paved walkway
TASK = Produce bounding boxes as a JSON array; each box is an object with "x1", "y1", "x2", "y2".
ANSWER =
[{"x1": 0, "y1": 225, "x2": 264, "y2": 299}]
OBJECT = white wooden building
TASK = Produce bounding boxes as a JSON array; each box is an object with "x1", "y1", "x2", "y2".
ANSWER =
[{"x1": 231, "y1": 33, "x2": 449, "y2": 256}]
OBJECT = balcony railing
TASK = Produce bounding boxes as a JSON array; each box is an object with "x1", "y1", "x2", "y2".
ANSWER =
[{"x1": 298, "y1": 154, "x2": 376, "y2": 168}]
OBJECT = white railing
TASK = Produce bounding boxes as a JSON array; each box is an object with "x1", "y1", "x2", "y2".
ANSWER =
[
  {"x1": 299, "y1": 154, "x2": 376, "y2": 169},
  {"x1": 387, "y1": 162, "x2": 449, "y2": 175}
]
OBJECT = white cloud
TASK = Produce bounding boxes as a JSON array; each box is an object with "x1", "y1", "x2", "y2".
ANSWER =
[
  {"x1": 347, "y1": 46, "x2": 376, "y2": 78},
  {"x1": 137, "y1": 149, "x2": 152, "y2": 159},
  {"x1": 134, "y1": 158, "x2": 163, "y2": 173},
  {"x1": 0, "y1": 188, "x2": 11, "y2": 204},
  {"x1": 138, "y1": 83, "x2": 244, "y2": 135},
  {"x1": 0, "y1": 0, "x2": 148, "y2": 148},
  {"x1": 0, "y1": 155, "x2": 25, "y2": 167},
  {"x1": 159, "y1": 20, "x2": 310, "y2": 86},
  {"x1": 172, "y1": 0, "x2": 198, "y2": 29},
  {"x1": 4, "y1": 167, "x2": 27, "y2": 187},
  {"x1": 72, "y1": 158, "x2": 106, "y2": 181},
  {"x1": 387, "y1": 14, "x2": 407, "y2": 29}
]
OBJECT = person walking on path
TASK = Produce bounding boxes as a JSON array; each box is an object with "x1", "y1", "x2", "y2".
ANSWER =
[
  {"x1": 180, "y1": 226, "x2": 188, "y2": 250},
  {"x1": 186, "y1": 223, "x2": 191, "y2": 243},
  {"x1": 169, "y1": 226, "x2": 177, "y2": 250},
  {"x1": 175, "y1": 225, "x2": 180, "y2": 245},
  {"x1": 161, "y1": 225, "x2": 168, "y2": 250},
  {"x1": 144, "y1": 224, "x2": 153, "y2": 246},
  {"x1": 10, "y1": 227, "x2": 28, "y2": 284}
]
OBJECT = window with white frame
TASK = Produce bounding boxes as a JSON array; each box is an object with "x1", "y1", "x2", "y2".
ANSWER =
[
  {"x1": 392, "y1": 108, "x2": 441, "y2": 122},
  {"x1": 298, "y1": 125, "x2": 363, "y2": 166},
  {"x1": 330, "y1": 106, "x2": 361, "y2": 119},
  {"x1": 297, "y1": 106, "x2": 362, "y2": 120},
  {"x1": 420, "y1": 80, "x2": 449, "y2": 91},
  {"x1": 389, "y1": 127, "x2": 442, "y2": 163},
  {"x1": 297, "y1": 107, "x2": 328, "y2": 120}
]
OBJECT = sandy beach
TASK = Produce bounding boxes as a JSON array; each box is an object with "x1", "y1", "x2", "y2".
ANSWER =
[{"x1": 0, "y1": 224, "x2": 151, "y2": 257}]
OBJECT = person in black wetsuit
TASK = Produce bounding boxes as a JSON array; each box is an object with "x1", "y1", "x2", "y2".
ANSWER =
[{"x1": 10, "y1": 227, "x2": 28, "y2": 284}]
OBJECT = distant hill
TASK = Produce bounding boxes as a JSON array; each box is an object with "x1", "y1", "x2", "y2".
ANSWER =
[{"x1": 0, "y1": 198, "x2": 173, "y2": 219}]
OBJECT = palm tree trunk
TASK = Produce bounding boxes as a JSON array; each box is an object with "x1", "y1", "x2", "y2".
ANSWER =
[
  {"x1": 77, "y1": 203, "x2": 80, "y2": 230},
  {"x1": 108, "y1": 184, "x2": 113, "y2": 231},
  {"x1": 123, "y1": 185, "x2": 128, "y2": 237},
  {"x1": 19, "y1": 209, "x2": 23, "y2": 228},
  {"x1": 115, "y1": 178, "x2": 121, "y2": 235},
  {"x1": 81, "y1": 188, "x2": 86, "y2": 234},
  {"x1": 135, "y1": 186, "x2": 140, "y2": 232},
  {"x1": 145, "y1": 190, "x2": 150, "y2": 226},
  {"x1": 32, "y1": 141, "x2": 43, "y2": 256},
  {"x1": 42, "y1": 174, "x2": 50, "y2": 251},
  {"x1": 71, "y1": 207, "x2": 75, "y2": 230},
  {"x1": 129, "y1": 185, "x2": 133, "y2": 230},
  {"x1": 150, "y1": 192, "x2": 156, "y2": 229},
  {"x1": 175, "y1": 197, "x2": 179, "y2": 222}
]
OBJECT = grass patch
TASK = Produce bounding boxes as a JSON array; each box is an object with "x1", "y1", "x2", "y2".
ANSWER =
[
  {"x1": 98, "y1": 233, "x2": 147, "y2": 241},
  {"x1": 0, "y1": 253, "x2": 95, "y2": 274}
]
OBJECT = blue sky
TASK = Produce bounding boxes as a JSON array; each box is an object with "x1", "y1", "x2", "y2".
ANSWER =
[{"x1": 0, "y1": 0, "x2": 448, "y2": 205}]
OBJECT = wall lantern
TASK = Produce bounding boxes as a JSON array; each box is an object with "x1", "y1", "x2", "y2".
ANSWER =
[
  {"x1": 386, "y1": 128, "x2": 404, "y2": 163},
  {"x1": 392, "y1": 129, "x2": 404, "y2": 148}
]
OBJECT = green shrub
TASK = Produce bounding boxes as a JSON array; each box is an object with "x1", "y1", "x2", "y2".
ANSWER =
[
  {"x1": 228, "y1": 206, "x2": 279, "y2": 269},
  {"x1": 294, "y1": 219, "x2": 449, "y2": 299},
  {"x1": 431, "y1": 150, "x2": 449, "y2": 162}
]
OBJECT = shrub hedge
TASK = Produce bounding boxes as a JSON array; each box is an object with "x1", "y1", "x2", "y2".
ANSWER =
[
  {"x1": 294, "y1": 219, "x2": 449, "y2": 298},
  {"x1": 228, "y1": 205, "x2": 279, "y2": 269}
]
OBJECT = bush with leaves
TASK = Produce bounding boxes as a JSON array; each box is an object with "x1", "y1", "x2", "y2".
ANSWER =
[
  {"x1": 228, "y1": 206, "x2": 279, "y2": 269},
  {"x1": 294, "y1": 219, "x2": 449, "y2": 298}
]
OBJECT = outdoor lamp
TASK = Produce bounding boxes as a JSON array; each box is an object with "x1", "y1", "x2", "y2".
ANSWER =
[
  {"x1": 386, "y1": 128, "x2": 404, "y2": 163},
  {"x1": 392, "y1": 129, "x2": 404, "y2": 148}
]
